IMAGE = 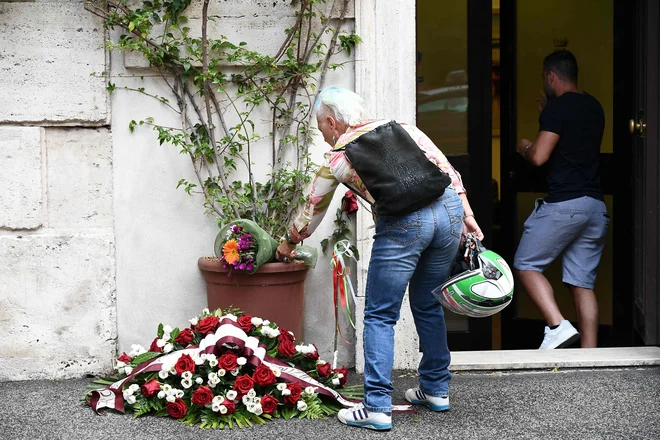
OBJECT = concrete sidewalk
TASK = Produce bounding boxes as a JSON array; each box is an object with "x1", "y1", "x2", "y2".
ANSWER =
[{"x1": 1, "y1": 367, "x2": 658, "y2": 440}]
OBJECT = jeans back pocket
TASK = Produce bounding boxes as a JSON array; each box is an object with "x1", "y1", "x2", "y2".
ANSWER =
[
  {"x1": 444, "y1": 201, "x2": 464, "y2": 238},
  {"x1": 385, "y1": 211, "x2": 422, "y2": 245}
]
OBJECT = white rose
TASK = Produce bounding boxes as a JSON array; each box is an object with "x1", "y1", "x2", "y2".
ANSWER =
[
  {"x1": 122, "y1": 389, "x2": 133, "y2": 398},
  {"x1": 247, "y1": 389, "x2": 256, "y2": 398},
  {"x1": 230, "y1": 369, "x2": 239, "y2": 376},
  {"x1": 260, "y1": 327, "x2": 271, "y2": 337},
  {"x1": 162, "y1": 384, "x2": 172, "y2": 393},
  {"x1": 116, "y1": 361, "x2": 126, "y2": 369},
  {"x1": 337, "y1": 373, "x2": 344, "y2": 379},
  {"x1": 212, "y1": 403, "x2": 221, "y2": 412},
  {"x1": 276, "y1": 383, "x2": 287, "y2": 391},
  {"x1": 169, "y1": 366, "x2": 177, "y2": 375},
  {"x1": 282, "y1": 389, "x2": 291, "y2": 396},
  {"x1": 218, "y1": 369, "x2": 226, "y2": 377},
  {"x1": 262, "y1": 320, "x2": 270, "y2": 326},
  {"x1": 189, "y1": 317, "x2": 199, "y2": 326},
  {"x1": 126, "y1": 395, "x2": 137, "y2": 405},
  {"x1": 176, "y1": 390, "x2": 184, "y2": 398},
  {"x1": 182, "y1": 371, "x2": 192, "y2": 380},
  {"x1": 208, "y1": 372, "x2": 218, "y2": 381},
  {"x1": 332, "y1": 378, "x2": 340, "y2": 386},
  {"x1": 156, "y1": 339, "x2": 166, "y2": 348},
  {"x1": 124, "y1": 366, "x2": 133, "y2": 375},
  {"x1": 205, "y1": 354, "x2": 217, "y2": 361},
  {"x1": 194, "y1": 356, "x2": 204, "y2": 366},
  {"x1": 304, "y1": 386, "x2": 315, "y2": 396},
  {"x1": 157, "y1": 391, "x2": 166, "y2": 399},
  {"x1": 195, "y1": 377, "x2": 203, "y2": 385},
  {"x1": 219, "y1": 405, "x2": 228, "y2": 414},
  {"x1": 271, "y1": 368, "x2": 281, "y2": 377},
  {"x1": 202, "y1": 308, "x2": 210, "y2": 315},
  {"x1": 166, "y1": 395, "x2": 176, "y2": 403},
  {"x1": 209, "y1": 359, "x2": 218, "y2": 367},
  {"x1": 163, "y1": 343, "x2": 173, "y2": 354},
  {"x1": 129, "y1": 384, "x2": 140, "y2": 393},
  {"x1": 212, "y1": 396, "x2": 224, "y2": 404},
  {"x1": 242, "y1": 395, "x2": 253, "y2": 405},
  {"x1": 163, "y1": 325, "x2": 173, "y2": 334},
  {"x1": 223, "y1": 313, "x2": 237, "y2": 321},
  {"x1": 269, "y1": 328, "x2": 280, "y2": 338},
  {"x1": 181, "y1": 379, "x2": 193, "y2": 389},
  {"x1": 226, "y1": 390, "x2": 237, "y2": 400},
  {"x1": 297, "y1": 400, "x2": 308, "y2": 411},
  {"x1": 253, "y1": 404, "x2": 263, "y2": 416},
  {"x1": 316, "y1": 360, "x2": 326, "y2": 365},
  {"x1": 251, "y1": 317, "x2": 263, "y2": 327},
  {"x1": 237, "y1": 357, "x2": 247, "y2": 366}
]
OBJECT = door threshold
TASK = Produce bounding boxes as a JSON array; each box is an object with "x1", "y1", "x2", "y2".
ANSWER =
[{"x1": 449, "y1": 346, "x2": 660, "y2": 371}]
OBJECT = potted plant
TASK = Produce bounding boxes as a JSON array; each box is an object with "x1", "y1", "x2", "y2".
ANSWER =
[{"x1": 86, "y1": 0, "x2": 359, "y2": 338}]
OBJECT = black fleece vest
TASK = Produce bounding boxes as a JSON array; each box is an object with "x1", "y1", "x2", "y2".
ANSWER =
[{"x1": 337, "y1": 121, "x2": 451, "y2": 216}]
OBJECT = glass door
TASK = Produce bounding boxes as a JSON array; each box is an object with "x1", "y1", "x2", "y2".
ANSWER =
[{"x1": 416, "y1": 0, "x2": 494, "y2": 350}]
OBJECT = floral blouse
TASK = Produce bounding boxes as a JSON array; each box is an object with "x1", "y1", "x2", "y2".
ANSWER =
[{"x1": 291, "y1": 119, "x2": 466, "y2": 239}]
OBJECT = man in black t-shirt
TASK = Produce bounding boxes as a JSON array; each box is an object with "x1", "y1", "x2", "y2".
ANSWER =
[{"x1": 513, "y1": 50, "x2": 609, "y2": 349}]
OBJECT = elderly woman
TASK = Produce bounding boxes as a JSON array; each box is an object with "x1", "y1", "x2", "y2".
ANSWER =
[{"x1": 276, "y1": 87, "x2": 483, "y2": 431}]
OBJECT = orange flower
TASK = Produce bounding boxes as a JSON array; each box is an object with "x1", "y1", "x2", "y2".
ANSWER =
[{"x1": 222, "y1": 240, "x2": 240, "y2": 264}]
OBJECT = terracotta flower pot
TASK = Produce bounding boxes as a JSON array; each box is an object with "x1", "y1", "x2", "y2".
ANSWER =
[{"x1": 198, "y1": 257, "x2": 309, "y2": 339}]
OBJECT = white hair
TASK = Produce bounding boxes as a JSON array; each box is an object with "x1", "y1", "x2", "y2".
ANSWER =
[{"x1": 314, "y1": 87, "x2": 367, "y2": 125}]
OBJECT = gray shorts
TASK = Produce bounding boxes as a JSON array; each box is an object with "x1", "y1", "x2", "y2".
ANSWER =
[{"x1": 513, "y1": 196, "x2": 609, "y2": 289}]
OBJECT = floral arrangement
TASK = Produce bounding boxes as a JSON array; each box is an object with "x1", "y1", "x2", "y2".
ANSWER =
[
  {"x1": 219, "y1": 225, "x2": 257, "y2": 275},
  {"x1": 88, "y1": 308, "x2": 359, "y2": 429}
]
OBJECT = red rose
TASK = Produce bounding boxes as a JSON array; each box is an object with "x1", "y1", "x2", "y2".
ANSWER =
[
  {"x1": 306, "y1": 344, "x2": 319, "y2": 361},
  {"x1": 252, "y1": 364, "x2": 277, "y2": 387},
  {"x1": 317, "y1": 362, "x2": 331, "y2": 378},
  {"x1": 148, "y1": 337, "x2": 162, "y2": 353},
  {"x1": 166, "y1": 398, "x2": 188, "y2": 419},
  {"x1": 342, "y1": 190, "x2": 358, "y2": 214},
  {"x1": 277, "y1": 338, "x2": 296, "y2": 358},
  {"x1": 174, "y1": 328, "x2": 194, "y2": 346},
  {"x1": 237, "y1": 315, "x2": 253, "y2": 332},
  {"x1": 174, "y1": 353, "x2": 196, "y2": 376},
  {"x1": 141, "y1": 379, "x2": 160, "y2": 398},
  {"x1": 278, "y1": 328, "x2": 295, "y2": 343},
  {"x1": 333, "y1": 366, "x2": 349, "y2": 387},
  {"x1": 223, "y1": 400, "x2": 236, "y2": 414},
  {"x1": 117, "y1": 352, "x2": 132, "y2": 364},
  {"x1": 218, "y1": 352, "x2": 238, "y2": 372},
  {"x1": 195, "y1": 315, "x2": 220, "y2": 335},
  {"x1": 233, "y1": 374, "x2": 254, "y2": 397},
  {"x1": 191, "y1": 385, "x2": 214, "y2": 406},
  {"x1": 260, "y1": 394, "x2": 279, "y2": 415},
  {"x1": 283, "y1": 383, "x2": 302, "y2": 406}
]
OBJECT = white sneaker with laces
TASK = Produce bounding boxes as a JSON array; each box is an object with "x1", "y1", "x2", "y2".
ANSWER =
[
  {"x1": 405, "y1": 387, "x2": 450, "y2": 412},
  {"x1": 337, "y1": 403, "x2": 392, "y2": 431},
  {"x1": 539, "y1": 320, "x2": 580, "y2": 349}
]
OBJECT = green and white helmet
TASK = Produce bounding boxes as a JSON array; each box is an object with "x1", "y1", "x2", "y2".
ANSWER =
[{"x1": 432, "y1": 236, "x2": 514, "y2": 318}]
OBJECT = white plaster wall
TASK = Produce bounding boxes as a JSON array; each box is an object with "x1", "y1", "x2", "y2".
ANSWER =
[
  {"x1": 112, "y1": 2, "x2": 357, "y2": 367},
  {"x1": 0, "y1": 2, "x2": 116, "y2": 381},
  {"x1": 354, "y1": 0, "x2": 419, "y2": 372}
]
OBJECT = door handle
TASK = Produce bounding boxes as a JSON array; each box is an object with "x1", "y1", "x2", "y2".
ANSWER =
[{"x1": 629, "y1": 118, "x2": 646, "y2": 135}]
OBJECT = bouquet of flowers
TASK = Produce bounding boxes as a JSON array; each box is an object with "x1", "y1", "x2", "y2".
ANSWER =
[
  {"x1": 87, "y1": 307, "x2": 359, "y2": 429},
  {"x1": 214, "y1": 219, "x2": 317, "y2": 276}
]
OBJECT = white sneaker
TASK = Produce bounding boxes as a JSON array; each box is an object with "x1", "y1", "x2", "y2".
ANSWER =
[
  {"x1": 405, "y1": 387, "x2": 450, "y2": 412},
  {"x1": 539, "y1": 320, "x2": 580, "y2": 349},
  {"x1": 337, "y1": 403, "x2": 392, "y2": 431}
]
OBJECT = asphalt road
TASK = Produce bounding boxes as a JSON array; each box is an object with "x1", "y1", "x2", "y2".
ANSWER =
[{"x1": 1, "y1": 367, "x2": 658, "y2": 440}]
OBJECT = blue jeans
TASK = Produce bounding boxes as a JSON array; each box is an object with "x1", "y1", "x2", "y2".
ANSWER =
[{"x1": 363, "y1": 188, "x2": 463, "y2": 412}]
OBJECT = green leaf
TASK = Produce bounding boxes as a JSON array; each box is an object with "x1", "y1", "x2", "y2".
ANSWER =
[
  {"x1": 131, "y1": 351, "x2": 161, "y2": 366},
  {"x1": 157, "y1": 323, "x2": 164, "y2": 339},
  {"x1": 128, "y1": 21, "x2": 135, "y2": 32},
  {"x1": 183, "y1": 62, "x2": 191, "y2": 72}
]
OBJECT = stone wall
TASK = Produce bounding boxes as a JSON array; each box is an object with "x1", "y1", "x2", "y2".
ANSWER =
[
  {"x1": 0, "y1": 0, "x2": 116, "y2": 380},
  {"x1": 0, "y1": 0, "x2": 357, "y2": 380}
]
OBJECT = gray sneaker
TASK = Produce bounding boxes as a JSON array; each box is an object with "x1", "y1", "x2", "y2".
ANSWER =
[{"x1": 539, "y1": 320, "x2": 580, "y2": 349}]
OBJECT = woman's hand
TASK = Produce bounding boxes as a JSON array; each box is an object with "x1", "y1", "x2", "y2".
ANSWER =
[
  {"x1": 463, "y1": 216, "x2": 484, "y2": 241},
  {"x1": 276, "y1": 242, "x2": 297, "y2": 263}
]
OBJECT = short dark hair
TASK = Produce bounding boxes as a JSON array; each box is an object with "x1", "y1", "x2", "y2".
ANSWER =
[{"x1": 543, "y1": 50, "x2": 578, "y2": 83}]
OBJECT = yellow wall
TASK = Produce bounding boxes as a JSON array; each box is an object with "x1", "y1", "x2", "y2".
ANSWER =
[
  {"x1": 513, "y1": 1, "x2": 614, "y2": 325},
  {"x1": 516, "y1": 0, "x2": 613, "y2": 153}
]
